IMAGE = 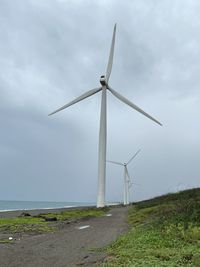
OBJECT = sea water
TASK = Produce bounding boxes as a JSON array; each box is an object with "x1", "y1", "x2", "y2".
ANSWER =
[{"x1": 0, "y1": 200, "x2": 95, "y2": 212}]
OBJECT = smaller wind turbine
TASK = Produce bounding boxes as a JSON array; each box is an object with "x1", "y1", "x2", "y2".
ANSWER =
[
  {"x1": 125, "y1": 166, "x2": 140, "y2": 205},
  {"x1": 107, "y1": 149, "x2": 141, "y2": 205}
]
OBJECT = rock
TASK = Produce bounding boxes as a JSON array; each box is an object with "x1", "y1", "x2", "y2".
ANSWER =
[
  {"x1": 44, "y1": 217, "x2": 57, "y2": 222},
  {"x1": 19, "y1": 212, "x2": 31, "y2": 217},
  {"x1": 83, "y1": 255, "x2": 89, "y2": 259}
]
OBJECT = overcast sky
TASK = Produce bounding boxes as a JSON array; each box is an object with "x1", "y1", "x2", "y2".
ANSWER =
[{"x1": 0, "y1": 0, "x2": 199, "y2": 203}]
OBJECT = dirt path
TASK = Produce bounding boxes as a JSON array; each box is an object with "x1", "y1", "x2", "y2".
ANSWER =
[{"x1": 0, "y1": 206, "x2": 128, "y2": 267}]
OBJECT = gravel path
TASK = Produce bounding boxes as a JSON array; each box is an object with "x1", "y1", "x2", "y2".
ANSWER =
[{"x1": 0, "y1": 206, "x2": 128, "y2": 267}]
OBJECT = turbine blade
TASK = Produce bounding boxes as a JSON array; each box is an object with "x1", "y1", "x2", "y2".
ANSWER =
[
  {"x1": 125, "y1": 167, "x2": 131, "y2": 182},
  {"x1": 108, "y1": 86, "x2": 162, "y2": 126},
  {"x1": 106, "y1": 23, "x2": 117, "y2": 82},
  {"x1": 126, "y1": 167, "x2": 140, "y2": 188},
  {"x1": 107, "y1": 160, "x2": 123, "y2": 166},
  {"x1": 49, "y1": 87, "x2": 102, "y2": 116},
  {"x1": 127, "y1": 149, "x2": 141, "y2": 165},
  {"x1": 129, "y1": 183, "x2": 133, "y2": 189},
  {"x1": 125, "y1": 167, "x2": 133, "y2": 189}
]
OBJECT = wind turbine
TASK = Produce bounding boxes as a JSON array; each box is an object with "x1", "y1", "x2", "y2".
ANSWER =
[
  {"x1": 49, "y1": 24, "x2": 162, "y2": 208},
  {"x1": 107, "y1": 149, "x2": 141, "y2": 205},
  {"x1": 126, "y1": 171, "x2": 141, "y2": 205}
]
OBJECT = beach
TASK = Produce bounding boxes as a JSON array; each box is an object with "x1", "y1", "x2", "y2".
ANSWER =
[{"x1": 0, "y1": 205, "x2": 128, "y2": 267}]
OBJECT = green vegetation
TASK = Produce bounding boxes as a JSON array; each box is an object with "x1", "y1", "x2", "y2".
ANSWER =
[
  {"x1": 39, "y1": 207, "x2": 108, "y2": 221},
  {"x1": 0, "y1": 239, "x2": 13, "y2": 244},
  {"x1": 0, "y1": 207, "x2": 108, "y2": 235},
  {"x1": 103, "y1": 188, "x2": 200, "y2": 267},
  {"x1": 0, "y1": 217, "x2": 53, "y2": 234}
]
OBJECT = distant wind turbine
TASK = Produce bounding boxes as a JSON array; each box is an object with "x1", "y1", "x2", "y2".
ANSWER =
[
  {"x1": 49, "y1": 24, "x2": 162, "y2": 208},
  {"x1": 107, "y1": 149, "x2": 141, "y2": 205}
]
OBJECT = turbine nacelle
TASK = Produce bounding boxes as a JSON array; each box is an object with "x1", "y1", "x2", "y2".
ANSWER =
[{"x1": 100, "y1": 75, "x2": 107, "y2": 86}]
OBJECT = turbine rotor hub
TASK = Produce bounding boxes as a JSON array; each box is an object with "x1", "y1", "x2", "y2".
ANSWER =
[{"x1": 100, "y1": 75, "x2": 107, "y2": 86}]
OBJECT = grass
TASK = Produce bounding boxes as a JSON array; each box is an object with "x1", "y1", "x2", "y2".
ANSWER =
[
  {"x1": 102, "y1": 188, "x2": 200, "y2": 267},
  {"x1": 39, "y1": 207, "x2": 108, "y2": 221},
  {"x1": 0, "y1": 207, "x2": 108, "y2": 235},
  {"x1": 0, "y1": 239, "x2": 13, "y2": 244},
  {"x1": 0, "y1": 217, "x2": 53, "y2": 234}
]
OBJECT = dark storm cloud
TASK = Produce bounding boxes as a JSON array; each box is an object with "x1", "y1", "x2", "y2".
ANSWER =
[{"x1": 0, "y1": 0, "x2": 199, "y2": 203}]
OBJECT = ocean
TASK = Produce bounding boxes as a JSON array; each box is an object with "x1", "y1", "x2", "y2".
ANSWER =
[{"x1": 0, "y1": 200, "x2": 95, "y2": 212}]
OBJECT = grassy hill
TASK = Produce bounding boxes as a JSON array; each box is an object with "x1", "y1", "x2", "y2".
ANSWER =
[{"x1": 103, "y1": 188, "x2": 200, "y2": 267}]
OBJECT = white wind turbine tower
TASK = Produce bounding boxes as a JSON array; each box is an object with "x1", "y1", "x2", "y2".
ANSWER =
[
  {"x1": 49, "y1": 24, "x2": 162, "y2": 208},
  {"x1": 107, "y1": 149, "x2": 141, "y2": 205}
]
